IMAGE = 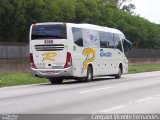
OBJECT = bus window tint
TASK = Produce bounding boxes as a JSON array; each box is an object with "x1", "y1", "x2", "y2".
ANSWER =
[
  {"x1": 106, "y1": 33, "x2": 114, "y2": 48},
  {"x1": 123, "y1": 39, "x2": 132, "y2": 56},
  {"x1": 72, "y1": 28, "x2": 83, "y2": 47},
  {"x1": 100, "y1": 32, "x2": 108, "y2": 48},
  {"x1": 32, "y1": 25, "x2": 67, "y2": 40},
  {"x1": 114, "y1": 34, "x2": 123, "y2": 52},
  {"x1": 119, "y1": 35, "x2": 125, "y2": 52},
  {"x1": 100, "y1": 32, "x2": 114, "y2": 48}
]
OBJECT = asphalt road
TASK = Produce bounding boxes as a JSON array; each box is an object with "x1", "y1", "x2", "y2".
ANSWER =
[{"x1": 0, "y1": 71, "x2": 160, "y2": 114}]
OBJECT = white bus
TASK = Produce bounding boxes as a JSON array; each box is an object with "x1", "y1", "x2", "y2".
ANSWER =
[{"x1": 29, "y1": 22, "x2": 132, "y2": 84}]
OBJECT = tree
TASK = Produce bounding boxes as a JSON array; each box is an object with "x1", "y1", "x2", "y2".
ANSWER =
[
  {"x1": 0, "y1": 0, "x2": 160, "y2": 49},
  {"x1": 104, "y1": 0, "x2": 135, "y2": 14},
  {"x1": 75, "y1": 0, "x2": 102, "y2": 24},
  {"x1": 122, "y1": 2, "x2": 135, "y2": 14}
]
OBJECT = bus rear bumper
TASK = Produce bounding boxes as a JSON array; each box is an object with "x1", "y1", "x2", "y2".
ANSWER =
[{"x1": 31, "y1": 67, "x2": 73, "y2": 78}]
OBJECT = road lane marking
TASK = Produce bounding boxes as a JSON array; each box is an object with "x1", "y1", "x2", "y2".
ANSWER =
[
  {"x1": 79, "y1": 87, "x2": 114, "y2": 94},
  {"x1": 101, "y1": 105, "x2": 127, "y2": 113},
  {"x1": 155, "y1": 94, "x2": 160, "y2": 97},
  {"x1": 0, "y1": 90, "x2": 34, "y2": 95},
  {"x1": 0, "y1": 83, "x2": 43, "y2": 90},
  {"x1": 136, "y1": 97, "x2": 154, "y2": 103}
]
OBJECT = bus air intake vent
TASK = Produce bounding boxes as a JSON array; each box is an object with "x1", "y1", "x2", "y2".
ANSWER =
[{"x1": 35, "y1": 44, "x2": 64, "y2": 51}]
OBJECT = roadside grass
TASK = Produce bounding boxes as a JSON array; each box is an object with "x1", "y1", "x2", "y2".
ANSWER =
[
  {"x1": 129, "y1": 64, "x2": 160, "y2": 74},
  {"x1": 0, "y1": 73, "x2": 48, "y2": 87},
  {"x1": 0, "y1": 64, "x2": 160, "y2": 87}
]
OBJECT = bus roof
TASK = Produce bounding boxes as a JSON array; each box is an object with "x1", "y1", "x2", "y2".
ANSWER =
[{"x1": 68, "y1": 23, "x2": 124, "y2": 35}]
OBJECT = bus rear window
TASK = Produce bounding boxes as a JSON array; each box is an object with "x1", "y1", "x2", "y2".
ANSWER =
[{"x1": 31, "y1": 24, "x2": 67, "y2": 40}]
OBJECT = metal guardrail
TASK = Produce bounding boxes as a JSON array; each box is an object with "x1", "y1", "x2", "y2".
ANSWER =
[
  {"x1": 0, "y1": 42, "x2": 29, "y2": 59},
  {"x1": 0, "y1": 42, "x2": 160, "y2": 59},
  {"x1": 128, "y1": 48, "x2": 160, "y2": 58}
]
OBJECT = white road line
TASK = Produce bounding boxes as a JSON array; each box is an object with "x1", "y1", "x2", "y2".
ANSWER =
[
  {"x1": 0, "y1": 83, "x2": 42, "y2": 90},
  {"x1": 79, "y1": 87, "x2": 114, "y2": 94},
  {"x1": 0, "y1": 90, "x2": 33, "y2": 95},
  {"x1": 155, "y1": 94, "x2": 160, "y2": 97},
  {"x1": 101, "y1": 105, "x2": 127, "y2": 113},
  {"x1": 136, "y1": 97, "x2": 154, "y2": 103}
]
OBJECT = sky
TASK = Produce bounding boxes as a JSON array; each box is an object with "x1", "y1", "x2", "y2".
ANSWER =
[{"x1": 131, "y1": 0, "x2": 160, "y2": 24}]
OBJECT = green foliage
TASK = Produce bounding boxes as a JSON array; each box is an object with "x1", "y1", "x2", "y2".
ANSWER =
[
  {"x1": 0, "y1": 64, "x2": 160, "y2": 87},
  {"x1": 0, "y1": 0, "x2": 160, "y2": 49},
  {"x1": 129, "y1": 64, "x2": 160, "y2": 74}
]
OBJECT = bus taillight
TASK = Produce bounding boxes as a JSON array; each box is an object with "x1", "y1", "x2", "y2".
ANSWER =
[
  {"x1": 29, "y1": 53, "x2": 36, "y2": 69},
  {"x1": 64, "y1": 52, "x2": 72, "y2": 68}
]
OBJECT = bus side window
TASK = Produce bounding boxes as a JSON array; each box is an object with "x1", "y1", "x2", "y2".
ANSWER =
[
  {"x1": 114, "y1": 34, "x2": 123, "y2": 52},
  {"x1": 123, "y1": 39, "x2": 132, "y2": 56},
  {"x1": 106, "y1": 32, "x2": 114, "y2": 48},
  {"x1": 100, "y1": 32, "x2": 114, "y2": 48},
  {"x1": 100, "y1": 32, "x2": 108, "y2": 48},
  {"x1": 72, "y1": 28, "x2": 83, "y2": 47}
]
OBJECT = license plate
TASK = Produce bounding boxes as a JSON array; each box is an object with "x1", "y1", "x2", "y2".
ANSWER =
[{"x1": 46, "y1": 71, "x2": 53, "y2": 75}]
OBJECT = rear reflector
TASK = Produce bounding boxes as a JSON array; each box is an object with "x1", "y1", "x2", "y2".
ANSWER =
[
  {"x1": 64, "y1": 52, "x2": 72, "y2": 68},
  {"x1": 29, "y1": 53, "x2": 36, "y2": 68}
]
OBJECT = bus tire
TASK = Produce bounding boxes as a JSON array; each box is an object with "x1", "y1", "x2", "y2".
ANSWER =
[
  {"x1": 85, "y1": 65, "x2": 93, "y2": 82},
  {"x1": 115, "y1": 65, "x2": 122, "y2": 79},
  {"x1": 49, "y1": 78, "x2": 63, "y2": 84}
]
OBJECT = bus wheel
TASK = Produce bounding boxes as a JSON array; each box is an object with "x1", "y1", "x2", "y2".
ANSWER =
[
  {"x1": 85, "y1": 66, "x2": 93, "y2": 82},
  {"x1": 49, "y1": 78, "x2": 63, "y2": 84},
  {"x1": 115, "y1": 66, "x2": 122, "y2": 79}
]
